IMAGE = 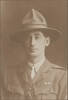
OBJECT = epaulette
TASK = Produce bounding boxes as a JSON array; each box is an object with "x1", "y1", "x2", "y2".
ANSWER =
[{"x1": 51, "y1": 63, "x2": 66, "y2": 71}]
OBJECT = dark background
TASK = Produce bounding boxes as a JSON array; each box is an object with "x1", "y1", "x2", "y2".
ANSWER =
[{"x1": 1, "y1": 0, "x2": 67, "y2": 69}]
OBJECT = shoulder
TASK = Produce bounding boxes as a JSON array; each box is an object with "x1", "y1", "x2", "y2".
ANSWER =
[
  {"x1": 43, "y1": 59, "x2": 66, "y2": 75},
  {"x1": 4, "y1": 64, "x2": 25, "y2": 95},
  {"x1": 50, "y1": 63, "x2": 66, "y2": 73},
  {"x1": 43, "y1": 59, "x2": 66, "y2": 78},
  {"x1": 44, "y1": 59, "x2": 66, "y2": 72},
  {"x1": 50, "y1": 62, "x2": 66, "y2": 70},
  {"x1": 43, "y1": 60, "x2": 67, "y2": 86},
  {"x1": 48, "y1": 62, "x2": 67, "y2": 80},
  {"x1": 42, "y1": 60, "x2": 67, "y2": 80}
]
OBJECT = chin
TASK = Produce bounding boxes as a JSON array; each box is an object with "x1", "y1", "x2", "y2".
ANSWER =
[{"x1": 28, "y1": 52, "x2": 39, "y2": 57}]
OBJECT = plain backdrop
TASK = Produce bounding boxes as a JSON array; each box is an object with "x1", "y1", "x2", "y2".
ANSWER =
[{"x1": 1, "y1": 0, "x2": 67, "y2": 70}]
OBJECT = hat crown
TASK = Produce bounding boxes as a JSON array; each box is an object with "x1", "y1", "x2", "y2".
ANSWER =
[{"x1": 22, "y1": 9, "x2": 47, "y2": 27}]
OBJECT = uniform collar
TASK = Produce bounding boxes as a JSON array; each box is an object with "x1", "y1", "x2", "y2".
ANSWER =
[
  {"x1": 27, "y1": 56, "x2": 45, "y2": 72},
  {"x1": 25, "y1": 59, "x2": 51, "y2": 83}
]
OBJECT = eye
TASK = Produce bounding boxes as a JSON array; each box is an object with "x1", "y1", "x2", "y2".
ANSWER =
[
  {"x1": 35, "y1": 36, "x2": 40, "y2": 39},
  {"x1": 34, "y1": 34, "x2": 42, "y2": 39}
]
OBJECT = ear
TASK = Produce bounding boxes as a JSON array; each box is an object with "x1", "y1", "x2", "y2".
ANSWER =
[{"x1": 45, "y1": 37, "x2": 50, "y2": 46}]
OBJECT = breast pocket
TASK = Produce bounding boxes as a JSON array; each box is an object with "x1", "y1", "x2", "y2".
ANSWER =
[
  {"x1": 36, "y1": 90, "x2": 57, "y2": 100},
  {"x1": 46, "y1": 92, "x2": 57, "y2": 100},
  {"x1": 35, "y1": 83, "x2": 57, "y2": 100}
]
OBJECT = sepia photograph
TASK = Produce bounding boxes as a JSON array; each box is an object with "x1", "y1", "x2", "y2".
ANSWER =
[{"x1": 0, "y1": 0, "x2": 67, "y2": 100}]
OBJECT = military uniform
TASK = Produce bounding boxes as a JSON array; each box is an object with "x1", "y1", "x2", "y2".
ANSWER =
[
  {"x1": 1, "y1": 59, "x2": 67, "y2": 100},
  {"x1": 1, "y1": 9, "x2": 67, "y2": 100}
]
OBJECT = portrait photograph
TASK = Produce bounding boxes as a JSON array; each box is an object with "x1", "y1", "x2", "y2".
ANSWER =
[{"x1": 0, "y1": 0, "x2": 67, "y2": 100}]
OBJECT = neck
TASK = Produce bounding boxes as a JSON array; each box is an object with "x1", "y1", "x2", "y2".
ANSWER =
[{"x1": 26, "y1": 54, "x2": 45, "y2": 64}]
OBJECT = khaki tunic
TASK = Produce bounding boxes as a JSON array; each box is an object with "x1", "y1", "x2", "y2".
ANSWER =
[{"x1": 1, "y1": 60, "x2": 67, "y2": 100}]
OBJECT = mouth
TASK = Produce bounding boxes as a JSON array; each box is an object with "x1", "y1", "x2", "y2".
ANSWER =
[{"x1": 29, "y1": 48, "x2": 38, "y2": 52}]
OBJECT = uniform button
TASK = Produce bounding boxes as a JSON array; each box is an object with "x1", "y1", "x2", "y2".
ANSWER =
[{"x1": 44, "y1": 82, "x2": 51, "y2": 85}]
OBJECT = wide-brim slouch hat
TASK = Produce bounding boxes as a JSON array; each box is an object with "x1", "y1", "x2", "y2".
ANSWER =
[{"x1": 10, "y1": 9, "x2": 62, "y2": 43}]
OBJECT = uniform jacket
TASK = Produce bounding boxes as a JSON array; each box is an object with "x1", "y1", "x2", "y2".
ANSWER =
[{"x1": 1, "y1": 59, "x2": 67, "y2": 100}]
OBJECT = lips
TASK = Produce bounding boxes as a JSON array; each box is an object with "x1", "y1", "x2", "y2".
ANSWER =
[
  {"x1": 30, "y1": 49, "x2": 37, "y2": 51},
  {"x1": 29, "y1": 47, "x2": 38, "y2": 52}
]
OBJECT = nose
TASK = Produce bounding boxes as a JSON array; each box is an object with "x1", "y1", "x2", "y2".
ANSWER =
[{"x1": 30, "y1": 36, "x2": 36, "y2": 46}]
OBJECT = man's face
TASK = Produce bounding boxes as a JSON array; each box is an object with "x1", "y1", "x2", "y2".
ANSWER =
[{"x1": 24, "y1": 31, "x2": 50, "y2": 57}]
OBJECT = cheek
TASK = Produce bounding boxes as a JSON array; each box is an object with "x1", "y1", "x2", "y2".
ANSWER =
[{"x1": 39, "y1": 40, "x2": 46, "y2": 47}]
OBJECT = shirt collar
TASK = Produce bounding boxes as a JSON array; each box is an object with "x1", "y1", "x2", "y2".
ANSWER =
[{"x1": 27, "y1": 56, "x2": 45, "y2": 72}]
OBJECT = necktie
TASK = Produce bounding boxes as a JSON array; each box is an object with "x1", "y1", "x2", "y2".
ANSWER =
[{"x1": 31, "y1": 66, "x2": 35, "y2": 79}]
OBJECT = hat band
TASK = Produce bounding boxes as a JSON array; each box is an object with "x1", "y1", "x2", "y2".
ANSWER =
[{"x1": 23, "y1": 24, "x2": 48, "y2": 30}]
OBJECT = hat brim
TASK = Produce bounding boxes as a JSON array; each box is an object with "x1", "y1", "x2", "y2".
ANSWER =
[{"x1": 10, "y1": 25, "x2": 62, "y2": 43}]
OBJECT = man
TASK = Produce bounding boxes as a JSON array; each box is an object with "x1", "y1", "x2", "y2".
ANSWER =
[{"x1": 1, "y1": 9, "x2": 67, "y2": 100}]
